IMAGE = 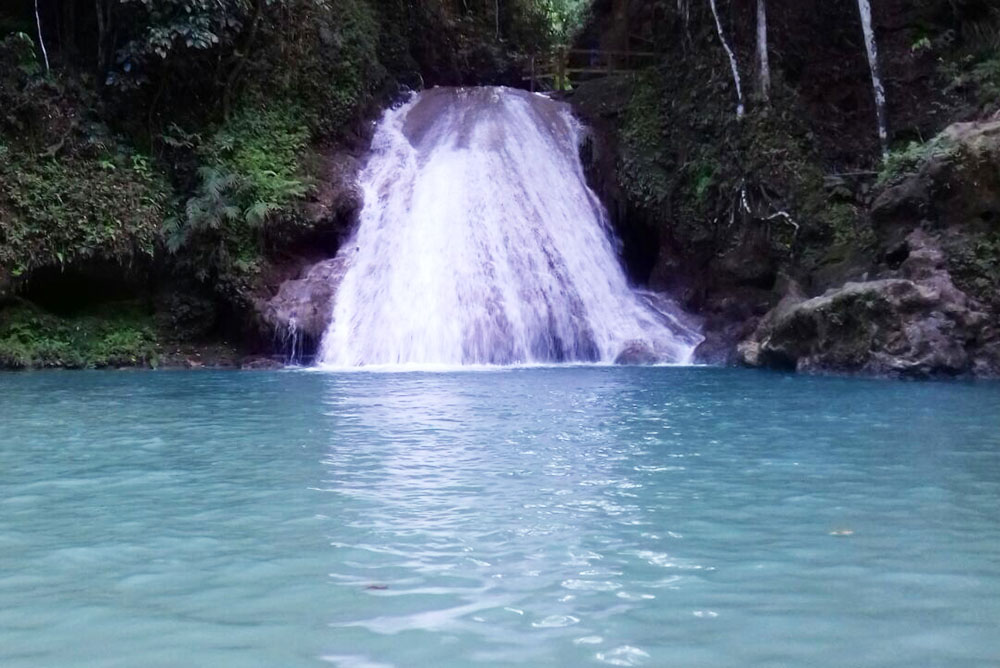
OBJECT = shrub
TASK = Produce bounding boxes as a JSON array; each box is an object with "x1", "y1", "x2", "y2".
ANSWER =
[{"x1": 0, "y1": 300, "x2": 158, "y2": 369}]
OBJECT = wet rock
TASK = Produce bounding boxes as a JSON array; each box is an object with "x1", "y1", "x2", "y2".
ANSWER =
[
  {"x1": 304, "y1": 151, "x2": 363, "y2": 234},
  {"x1": 873, "y1": 119, "x2": 1000, "y2": 236},
  {"x1": 738, "y1": 232, "x2": 994, "y2": 378},
  {"x1": 735, "y1": 121, "x2": 1000, "y2": 379},
  {"x1": 240, "y1": 356, "x2": 284, "y2": 370},
  {"x1": 257, "y1": 255, "x2": 352, "y2": 353},
  {"x1": 614, "y1": 340, "x2": 659, "y2": 365}
]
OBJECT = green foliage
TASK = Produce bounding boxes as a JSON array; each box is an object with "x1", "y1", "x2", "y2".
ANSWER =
[
  {"x1": 691, "y1": 160, "x2": 717, "y2": 203},
  {"x1": 827, "y1": 202, "x2": 874, "y2": 250},
  {"x1": 271, "y1": 0, "x2": 385, "y2": 136},
  {"x1": 969, "y1": 56, "x2": 1000, "y2": 107},
  {"x1": 212, "y1": 104, "x2": 311, "y2": 208},
  {"x1": 948, "y1": 230, "x2": 1000, "y2": 304},
  {"x1": 0, "y1": 300, "x2": 158, "y2": 369},
  {"x1": 612, "y1": 33, "x2": 871, "y2": 270},
  {"x1": 125, "y1": 0, "x2": 237, "y2": 56},
  {"x1": 165, "y1": 102, "x2": 312, "y2": 282},
  {"x1": 620, "y1": 70, "x2": 672, "y2": 210},
  {"x1": 877, "y1": 136, "x2": 957, "y2": 184},
  {"x1": 0, "y1": 32, "x2": 39, "y2": 73},
  {"x1": 0, "y1": 34, "x2": 56, "y2": 138},
  {"x1": 939, "y1": 8, "x2": 1000, "y2": 114},
  {"x1": 0, "y1": 150, "x2": 170, "y2": 277},
  {"x1": 536, "y1": 0, "x2": 589, "y2": 44},
  {"x1": 911, "y1": 36, "x2": 933, "y2": 53},
  {"x1": 109, "y1": 0, "x2": 256, "y2": 88},
  {"x1": 942, "y1": 53, "x2": 1000, "y2": 112}
]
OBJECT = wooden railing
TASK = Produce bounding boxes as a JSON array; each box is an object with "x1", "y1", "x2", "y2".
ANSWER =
[{"x1": 524, "y1": 47, "x2": 661, "y2": 92}]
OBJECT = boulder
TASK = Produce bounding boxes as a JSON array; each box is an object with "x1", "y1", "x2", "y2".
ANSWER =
[
  {"x1": 735, "y1": 120, "x2": 1000, "y2": 379},
  {"x1": 614, "y1": 340, "x2": 659, "y2": 365},
  {"x1": 738, "y1": 231, "x2": 996, "y2": 378},
  {"x1": 872, "y1": 119, "x2": 1000, "y2": 236}
]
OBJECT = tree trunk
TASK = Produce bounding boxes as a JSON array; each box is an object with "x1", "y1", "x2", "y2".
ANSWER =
[
  {"x1": 95, "y1": 0, "x2": 106, "y2": 73},
  {"x1": 857, "y1": 0, "x2": 889, "y2": 156},
  {"x1": 35, "y1": 0, "x2": 50, "y2": 72},
  {"x1": 756, "y1": 0, "x2": 770, "y2": 102},
  {"x1": 708, "y1": 0, "x2": 744, "y2": 118}
]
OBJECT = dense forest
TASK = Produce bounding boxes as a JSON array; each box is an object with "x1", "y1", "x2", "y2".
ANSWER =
[{"x1": 1, "y1": 0, "x2": 999, "y2": 374}]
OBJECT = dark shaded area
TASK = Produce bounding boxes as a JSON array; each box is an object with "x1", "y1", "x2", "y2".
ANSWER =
[{"x1": 20, "y1": 264, "x2": 147, "y2": 317}]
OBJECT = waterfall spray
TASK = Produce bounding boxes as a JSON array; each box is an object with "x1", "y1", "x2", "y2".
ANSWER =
[
  {"x1": 708, "y1": 0, "x2": 744, "y2": 118},
  {"x1": 316, "y1": 87, "x2": 701, "y2": 367}
]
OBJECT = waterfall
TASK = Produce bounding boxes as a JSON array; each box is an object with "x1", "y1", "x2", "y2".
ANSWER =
[
  {"x1": 316, "y1": 87, "x2": 702, "y2": 368},
  {"x1": 280, "y1": 316, "x2": 303, "y2": 366},
  {"x1": 857, "y1": 0, "x2": 888, "y2": 154}
]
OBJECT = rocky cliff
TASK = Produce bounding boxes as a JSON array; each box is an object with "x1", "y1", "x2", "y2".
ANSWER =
[{"x1": 570, "y1": 0, "x2": 1000, "y2": 378}]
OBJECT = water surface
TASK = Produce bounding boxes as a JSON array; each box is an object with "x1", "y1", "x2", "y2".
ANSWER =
[{"x1": 2, "y1": 368, "x2": 999, "y2": 667}]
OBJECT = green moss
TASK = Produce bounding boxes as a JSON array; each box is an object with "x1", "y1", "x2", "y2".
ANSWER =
[
  {"x1": 939, "y1": 22, "x2": 1000, "y2": 116},
  {"x1": 826, "y1": 201, "x2": 874, "y2": 249},
  {"x1": 616, "y1": 45, "x2": 861, "y2": 268},
  {"x1": 0, "y1": 300, "x2": 159, "y2": 369}
]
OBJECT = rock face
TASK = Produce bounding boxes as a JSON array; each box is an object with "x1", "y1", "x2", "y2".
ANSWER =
[
  {"x1": 252, "y1": 145, "x2": 364, "y2": 361},
  {"x1": 736, "y1": 118, "x2": 1000, "y2": 378},
  {"x1": 257, "y1": 255, "x2": 351, "y2": 359},
  {"x1": 871, "y1": 120, "x2": 1000, "y2": 239},
  {"x1": 304, "y1": 151, "x2": 363, "y2": 234},
  {"x1": 739, "y1": 231, "x2": 998, "y2": 377}
]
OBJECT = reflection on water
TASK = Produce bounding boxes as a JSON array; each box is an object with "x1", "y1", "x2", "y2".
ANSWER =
[{"x1": 1, "y1": 368, "x2": 1000, "y2": 667}]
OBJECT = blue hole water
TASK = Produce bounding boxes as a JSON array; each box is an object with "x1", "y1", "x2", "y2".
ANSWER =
[{"x1": 2, "y1": 368, "x2": 999, "y2": 666}]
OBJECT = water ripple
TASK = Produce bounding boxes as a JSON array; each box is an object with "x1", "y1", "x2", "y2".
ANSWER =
[{"x1": 1, "y1": 368, "x2": 1000, "y2": 667}]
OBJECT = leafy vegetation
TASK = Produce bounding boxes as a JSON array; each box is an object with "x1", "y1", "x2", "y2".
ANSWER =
[
  {"x1": 0, "y1": 152, "x2": 169, "y2": 278},
  {"x1": 0, "y1": 0, "x2": 583, "y2": 367},
  {"x1": 620, "y1": 70, "x2": 671, "y2": 211},
  {"x1": 877, "y1": 135, "x2": 957, "y2": 185},
  {"x1": 615, "y1": 44, "x2": 861, "y2": 273},
  {"x1": 0, "y1": 300, "x2": 158, "y2": 369},
  {"x1": 938, "y1": 6, "x2": 1000, "y2": 115},
  {"x1": 3, "y1": 0, "x2": 995, "y2": 369},
  {"x1": 164, "y1": 102, "x2": 313, "y2": 284},
  {"x1": 948, "y1": 230, "x2": 1000, "y2": 306}
]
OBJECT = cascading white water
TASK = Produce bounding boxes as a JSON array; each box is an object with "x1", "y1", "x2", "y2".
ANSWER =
[{"x1": 317, "y1": 87, "x2": 702, "y2": 368}]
